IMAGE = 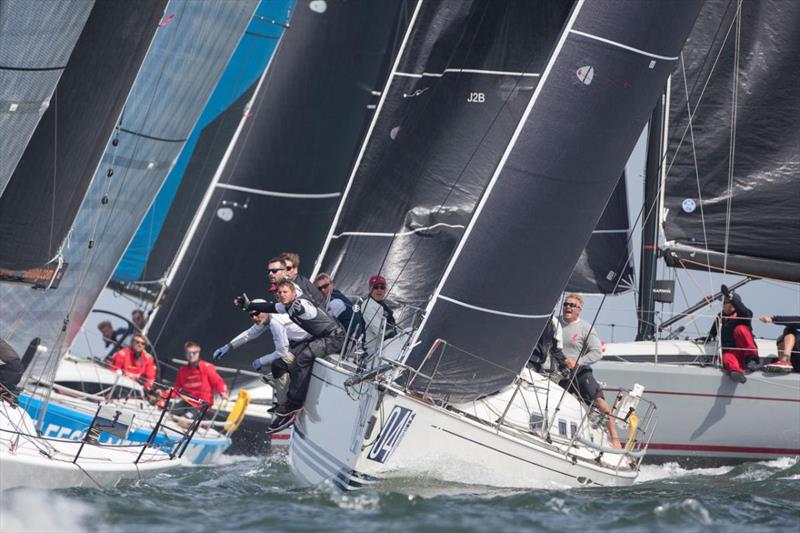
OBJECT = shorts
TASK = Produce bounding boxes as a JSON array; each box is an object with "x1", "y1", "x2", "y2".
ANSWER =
[{"x1": 560, "y1": 367, "x2": 603, "y2": 406}]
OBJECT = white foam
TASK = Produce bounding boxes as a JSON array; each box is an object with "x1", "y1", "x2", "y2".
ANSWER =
[
  {"x1": 756, "y1": 456, "x2": 798, "y2": 470},
  {"x1": 778, "y1": 474, "x2": 800, "y2": 480},
  {"x1": 654, "y1": 498, "x2": 712, "y2": 525},
  {"x1": 0, "y1": 490, "x2": 98, "y2": 532},
  {"x1": 636, "y1": 462, "x2": 734, "y2": 483}
]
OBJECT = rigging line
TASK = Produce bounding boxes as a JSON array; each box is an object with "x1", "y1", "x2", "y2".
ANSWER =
[
  {"x1": 372, "y1": 1, "x2": 535, "y2": 299},
  {"x1": 331, "y1": 222, "x2": 466, "y2": 239},
  {"x1": 680, "y1": 53, "x2": 716, "y2": 298},
  {"x1": 722, "y1": 1, "x2": 743, "y2": 279}
]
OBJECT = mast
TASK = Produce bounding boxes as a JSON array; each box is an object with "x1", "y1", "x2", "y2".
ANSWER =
[{"x1": 636, "y1": 93, "x2": 666, "y2": 341}]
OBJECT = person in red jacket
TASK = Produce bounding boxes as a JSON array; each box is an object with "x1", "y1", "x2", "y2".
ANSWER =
[
  {"x1": 174, "y1": 341, "x2": 229, "y2": 407},
  {"x1": 109, "y1": 334, "x2": 156, "y2": 390}
]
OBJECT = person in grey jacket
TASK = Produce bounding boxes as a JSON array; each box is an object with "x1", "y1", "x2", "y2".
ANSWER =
[{"x1": 559, "y1": 293, "x2": 620, "y2": 448}]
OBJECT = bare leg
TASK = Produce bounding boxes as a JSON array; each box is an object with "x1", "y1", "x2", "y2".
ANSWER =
[
  {"x1": 782, "y1": 334, "x2": 796, "y2": 360},
  {"x1": 595, "y1": 397, "x2": 621, "y2": 448}
]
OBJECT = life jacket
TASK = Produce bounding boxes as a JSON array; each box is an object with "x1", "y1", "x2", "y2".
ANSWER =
[
  {"x1": 286, "y1": 298, "x2": 340, "y2": 338},
  {"x1": 174, "y1": 360, "x2": 226, "y2": 405}
]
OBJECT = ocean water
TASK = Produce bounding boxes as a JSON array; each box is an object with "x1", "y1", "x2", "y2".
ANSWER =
[{"x1": 1, "y1": 454, "x2": 798, "y2": 532}]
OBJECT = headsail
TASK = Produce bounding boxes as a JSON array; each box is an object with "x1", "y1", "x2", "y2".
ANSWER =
[
  {"x1": 0, "y1": 0, "x2": 93, "y2": 197},
  {"x1": 662, "y1": 0, "x2": 800, "y2": 282},
  {"x1": 566, "y1": 172, "x2": 635, "y2": 294},
  {"x1": 1, "y1": 0, "x2": 259, "y2": 382},
  {"x1": 315, "y1": 0, "x2": 576, "y2": 312},
  {"x1": 145, "y1": 0, "x2": 409, "y2": 369},
  {"x1": 404, "y1": 0, "x2": 703, "y2": 401},
  {"x1": 0, "y1": 0, "x2": 167, "y2": 271}
]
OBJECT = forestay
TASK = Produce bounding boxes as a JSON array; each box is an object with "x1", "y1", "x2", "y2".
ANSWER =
[
  {"x1": 0, "y1": 0, "x2": 93, "y2": 197},
  {"x1": 404, "y1": 0, "x2": 703, "y2": 401},
  {"x1": 662, "y1": 0, "x2": 800, "y2": 282},
  {"x1": 1, "y1": 0, "x2": 258, "y2": 382}
]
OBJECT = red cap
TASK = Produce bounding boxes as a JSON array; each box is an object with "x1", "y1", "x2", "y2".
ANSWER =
[{"x1": 369, "y1": 275, "x2": 386, "y2": 289}]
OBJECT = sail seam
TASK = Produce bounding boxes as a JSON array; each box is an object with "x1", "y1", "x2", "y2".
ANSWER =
[
  {"x1": 569, "y1": 29, "x2": 678, "y2": 61},
  {"x1": 0, "y1": 65, "x2": 66, "y2": 72},
  {"x1": 331, "y1": 222, "x2": 465, "y2": 239},
  {"x1": 118, "y1": 127, "x2": 187, "y2": 143},
  {"x1": 591, "y1": 229, "x2": 628, "y2": 234},
  {"x1": 215, "y1": 183, "x2": 340, "y2": 199},
  {"x1": 395, "y1": 68, "x2": 540, "y2": 78},
  {"x1": 437, "y1": 295, "x2": 550, "y2": 319}
]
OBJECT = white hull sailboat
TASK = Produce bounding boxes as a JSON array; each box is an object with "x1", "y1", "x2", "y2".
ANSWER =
[
  {"x1": 287, "y1": 0, "x2": 702, "y2": 490},
  {"x1": 291, "y1": 357, "x2": 647, "y2": 490},
  {"x1": 1, "y1": 399, "x2": 179, "y2": 491},
  {"x1": 594, "y1": 340, "x2": 800, "y2": 462}
]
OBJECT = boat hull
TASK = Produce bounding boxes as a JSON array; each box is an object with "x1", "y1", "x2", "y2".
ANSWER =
[
  {"x1": 20, "y1": 393, "x2": 230, "y2": 465},
  {"x1": 289, "y1": 358, "x2": 637, "y2": 490},
  {"x1": 595, "y1": 340, "x2": 800, "y2": 462},
  {"x1": 1, "y1": 403, "x2": 179, "y2": 491}
]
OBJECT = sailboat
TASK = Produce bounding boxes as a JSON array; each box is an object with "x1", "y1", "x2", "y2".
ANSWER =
[
  {"x1": 0, "y1": 0, "x2": 261, "y2": 477},
  {"x1": 289, "y1": 0, "x2": 703, "y2": 489},
  {"x1": 591, "y1": 0, "x2": 800, "y2": 462},
  {"x1": 119, "y1": 0, "x2": 411, "y2": 452}
]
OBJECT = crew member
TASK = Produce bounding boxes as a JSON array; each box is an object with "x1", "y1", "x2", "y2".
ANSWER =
[
  {"x1": 759, "y1": 314, "x2": 800, "y2": 372},
  {"x1": 214, "y1": 309, "x2": 310, "y2": 427},
  {"x1": 529, "y1": 312, "x2": 567, "y2": 373},
  {"x1": 360, "y1": 275, "x2": 397, "y2": 355},
  {"x1": 173, "y1": 341, "x2": 228, "y2": 408},
  {"x1": 560, "y1": 293, "x2": 620, "y2": 448},
  {"x1": 314, "y1": 272, "x2": 361, "y2": 335},
  {"x1": 0, "y1": 339, "x2": 24, "y2": 401},
  {"x1": 242, "y1": 280, "x2": 343, "y2": 423},
  {"x1": 707, "y1": 285, "x2": 758, "y2": 383},
  {"x1": 280, "y1": 252, "x2": 326, "y2": 307},
  {"x1": 109, "y1": 334, "x2": 157, "y2": 390}
]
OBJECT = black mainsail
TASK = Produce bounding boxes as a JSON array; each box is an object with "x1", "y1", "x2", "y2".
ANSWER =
[
  {"x1": 1, "y1": 1, "x2": 258, "y2": 382},
  {"x1": 146, "y1": 0, "x2": 409, "y2": 369},
  {"x1": 315, "y1": 1, "x2": 576, "y2": 312},
  {"x1": 0, "y1": 0, "x2": 167, "y2": 271},
  {"x1": 403, "y1": 0, "x2": 703, "y2": 401},
  {"x1": 0, "y1": 0, "x2": 93, "y2": 197},
  {"x1": 662, "y1": 0, "x2": 800, "y2": 283}
]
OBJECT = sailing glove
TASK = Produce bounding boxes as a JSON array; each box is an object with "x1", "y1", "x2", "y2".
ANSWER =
[{"x1": 213, "y1": 344, "x2": 231, "y2": 361}]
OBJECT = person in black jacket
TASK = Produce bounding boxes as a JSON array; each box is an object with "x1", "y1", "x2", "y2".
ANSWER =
[
  {"x1": 240, "y1": 280, "x2": 343, "y2": 420},
  {"x1": 759, "y1": 314, "x2": 800, "y2": 372},
  {"x1": 280, "y1": 252, "x2": 326, "y2": 308},
  {"x1": 0, "y1": 339, "x2": 24, "y2": 403},
  {"x1": 707, "y1": 285, "x2": 758, "y2": 383}
]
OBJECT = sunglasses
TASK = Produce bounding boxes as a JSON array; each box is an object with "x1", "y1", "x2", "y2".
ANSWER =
[
  {"x1": 316, "y1": 283, "x2": 330, "y2": 291},
  {"x1": 267, "y1": 267, "x2": 284, "y2": 273},
  {"x1": 371, "y1": 284, "x2": 387, "y2": 290},
  {"x1": 563, "y1": 302, "x2": 581, "y2": 309},
  {"x1": 133, "y1": 340, "x2": 146, "y2": 345},
  {"x1": 185, "y1": 350, "x2": 200, "y2": 356},
  {"x1": 285, "y1": 265, "x2": 295, "y2": 271}
]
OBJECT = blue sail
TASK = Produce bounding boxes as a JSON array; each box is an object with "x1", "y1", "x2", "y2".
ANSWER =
[{"x1": 113, "y1": 1, "x2": 295, "y2": 284}]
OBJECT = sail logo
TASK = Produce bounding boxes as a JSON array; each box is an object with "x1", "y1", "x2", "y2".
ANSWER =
[
  {"x1": 576, "y1": 66, "x2": 594, "y2": 85},
  {"x1": 367, "y1": 405, "x2": 415, "y2": 464}
]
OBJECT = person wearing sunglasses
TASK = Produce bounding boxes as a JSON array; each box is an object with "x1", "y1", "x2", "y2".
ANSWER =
[
  {"x1": 558, "y1": 293, "x2": 620, "y2": 448},
  {"x1": 280, "y1": 251, "x2": 325, "y2": 307},
  {"x1": 360, "y1": 275, "x2": 397, "y2": 356},
  {"x1": 109, "y1": 333, "x2": 157, "y2": 390},
  {"x1": 241, "y1": 280, "x2": 344, "y2": 425},
  {"x1": 213, "y1": 309, "x2": 310, "y2": 428},
  {"x1": 173, "y1": 341, "x2": 229, "y2": 410},
  {"x1": 314, "y1": 272, "x2": 362, "y2": 335}
]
